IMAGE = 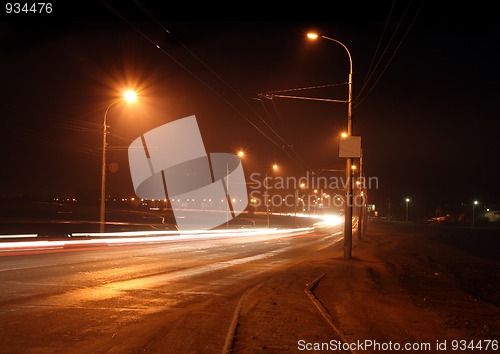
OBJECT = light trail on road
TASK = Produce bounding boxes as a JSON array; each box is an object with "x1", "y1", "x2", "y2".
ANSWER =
[
  {"x1": 0, "y1": 213, "x2": 344, "y2": 255},
  {"x1": 0, "y1": 222, "x2": 344, "y2": 353},
  {"x1": 0, "y1": 227, "x2": 314, "y2": 254}
]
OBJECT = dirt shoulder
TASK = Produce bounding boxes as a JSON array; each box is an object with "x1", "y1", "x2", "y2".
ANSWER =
[
  {"x1": 313, "y1": 222, "x2": 499, "y2": 353},
  {"x1": 232, "y1": 222, "x2": 499, "y2": 353}
]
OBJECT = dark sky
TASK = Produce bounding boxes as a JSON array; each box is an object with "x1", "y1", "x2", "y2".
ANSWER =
[{"x1": 0, "y1": 1, "x2": 499, "y2": 217}]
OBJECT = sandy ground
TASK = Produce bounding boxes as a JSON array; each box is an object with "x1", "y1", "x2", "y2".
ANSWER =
[{"x1": 230, "y1": 222, "x2": 499, "y2": 353}]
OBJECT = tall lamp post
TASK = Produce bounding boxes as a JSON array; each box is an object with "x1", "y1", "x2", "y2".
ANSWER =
[
  {"x1": 226, "y1": 150, "x2": 244, "y2": 229},
  {"x1": 100, "y1": 90, "x2": 137, "y2": 234},
  {"x1": 405, "y1": 197, "x2": 410, "y2": 222},
  {"x1": 308, "y1": 33, "x2": 354, "y2": 259},
  {"x1": 265, "y1": 164, "x2": 278, "y2": 228},
  {"x1": 472, "y1": 200, "x2": 478, "y2": 227}
]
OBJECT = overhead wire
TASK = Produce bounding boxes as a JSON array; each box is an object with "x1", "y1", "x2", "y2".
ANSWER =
[
  {"x1": 102, "y1": 1, "x2": 428, "y2": 170},
  {"x1": 257, "y1": 98, "x2": 312, "y2": 171},
  {"x1": 355, "y1": 0, "x2": 398, "y2": 104},
  {"x1": 0, "y1": 103, "x2": 103, "y2": 156},
  {"x1": 354, "y1": 0, "x2": 427, "y2": 108},
  {"x1": 266, "y1": 82, "x2": 349, "y2": 94},
  {"x1": 269, "y1": 99, "x2": 312, "y2": 171},
  {"x1": 255, "y1": 81, "x2": 351, "y2": 171},
  {"x1": 102, "y1": 0, "x2": 311, "y2": 171}
]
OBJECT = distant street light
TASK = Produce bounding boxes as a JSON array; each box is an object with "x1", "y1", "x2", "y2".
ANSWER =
[
  {"x1": 472, "y1": 200, "x2": 478, "y2": 227},
  {"x1": 266, "y1": 164, "x2": 278, "y2": 228},
  {"x1": 100, "y1": 90, "x2": 137, "y2": 234},
  {"x1": 226, "y1": 150, "x2": 244, "y2": 229},
  {"x1": 308, "y1": 32, "x2": 354, "y2": 259},
  {"x1": 405, "y1": 197, "x2": 410, "y2": 222}
]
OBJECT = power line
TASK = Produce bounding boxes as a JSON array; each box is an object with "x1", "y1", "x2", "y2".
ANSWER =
[
  {"x1": 103, "y1": 1, "x2": 311, "y2": 171},
  {"x1": 356, "y1": 0, "x2": 398, "y2": 104},
  {"x1": 355, "y1": 0, "x2": 427, "y2": 108}
]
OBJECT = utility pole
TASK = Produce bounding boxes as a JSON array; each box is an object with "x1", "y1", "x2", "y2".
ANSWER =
[
  {"x1": 405, "y1": 198, "x2": 410, "y2": 222},
  {"x1": 262, "y1": 33, "x2": 357, "y2": 259},
  {"x1": 344, "y1": 45, "x2": 353, "y2": 259},
  {"x1": 357, "y1": 154, "x2": 363, "y2": 240}
]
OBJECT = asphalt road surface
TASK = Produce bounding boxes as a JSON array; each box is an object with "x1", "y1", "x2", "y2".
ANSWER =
[{"x1": 0, "y1": 225, "x2": 343, "y2": 353}]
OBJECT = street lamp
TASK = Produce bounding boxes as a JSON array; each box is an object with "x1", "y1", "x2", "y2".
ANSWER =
[
  {"x1": 308, "y1": 32, "x2": 354, "y2": 259},
  {"x1": 405, "y1": 198, "x2": 410, "y2": 222},
  {"x1": 266, "y1": 164, "x2": 278, "y2": 228},
  {"x1": 99, "y1": 90, "x2": 137, "y2": 233},
  {"x1": 472, "y1": 200, "x2": 478, "y2": 227},
  {"x1": 226, "y1": 150, "x2": 244, "y2": 229}
]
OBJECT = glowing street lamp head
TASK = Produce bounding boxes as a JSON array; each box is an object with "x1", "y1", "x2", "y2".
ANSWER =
[
  {"x1": 405, "y1": 198, "x2": 410, "y2": 203},
  {"x1": 272, "y1": 163, "x2": 278, "y2": 170},
  {"x1": 307, "y1": 32, "x2": 319, "y2": 40},
  {"x1": 341, "y1": 132, "x2": 348, "y2": 138},
  {"x1": 124, "y1": 90, "x2": 137, "y2": 103},
  {"x1": 474, "y1": 200, "x2": 478, "y2": 205},
  {"x1": 237, "y1": 150, "x2": 244, "y2": 157}
]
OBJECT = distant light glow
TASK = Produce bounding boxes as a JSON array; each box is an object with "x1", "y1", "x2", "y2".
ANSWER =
[
  {"x1": 313, "y1": 214, "x2": 344, "y2": 227},
  {"x1": 307, "y1": 33, "x2": 319, "y2": 40}
]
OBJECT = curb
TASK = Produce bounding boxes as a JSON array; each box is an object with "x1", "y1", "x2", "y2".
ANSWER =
[{"x1": 305, "y1": 274, "x2": 356, "y2": 354}]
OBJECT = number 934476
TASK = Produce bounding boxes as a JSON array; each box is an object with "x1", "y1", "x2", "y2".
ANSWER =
[{"x1": 5, "y1": 3, "x2": 52, "y2": 14}]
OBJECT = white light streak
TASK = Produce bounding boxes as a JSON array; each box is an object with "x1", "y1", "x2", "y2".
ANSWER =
[{"x1": 0, "y1": 227, "x2": 314, "y2": 252}]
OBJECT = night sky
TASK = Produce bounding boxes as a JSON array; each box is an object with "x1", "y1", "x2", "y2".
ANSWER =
[{"x1": 1, "y1": 1, "x2": 499, "y2": 218}]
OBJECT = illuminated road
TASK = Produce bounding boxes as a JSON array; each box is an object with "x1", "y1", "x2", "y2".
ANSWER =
[{"x1": 0, "y1": 223, "x2": 344, "y2": 353}]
